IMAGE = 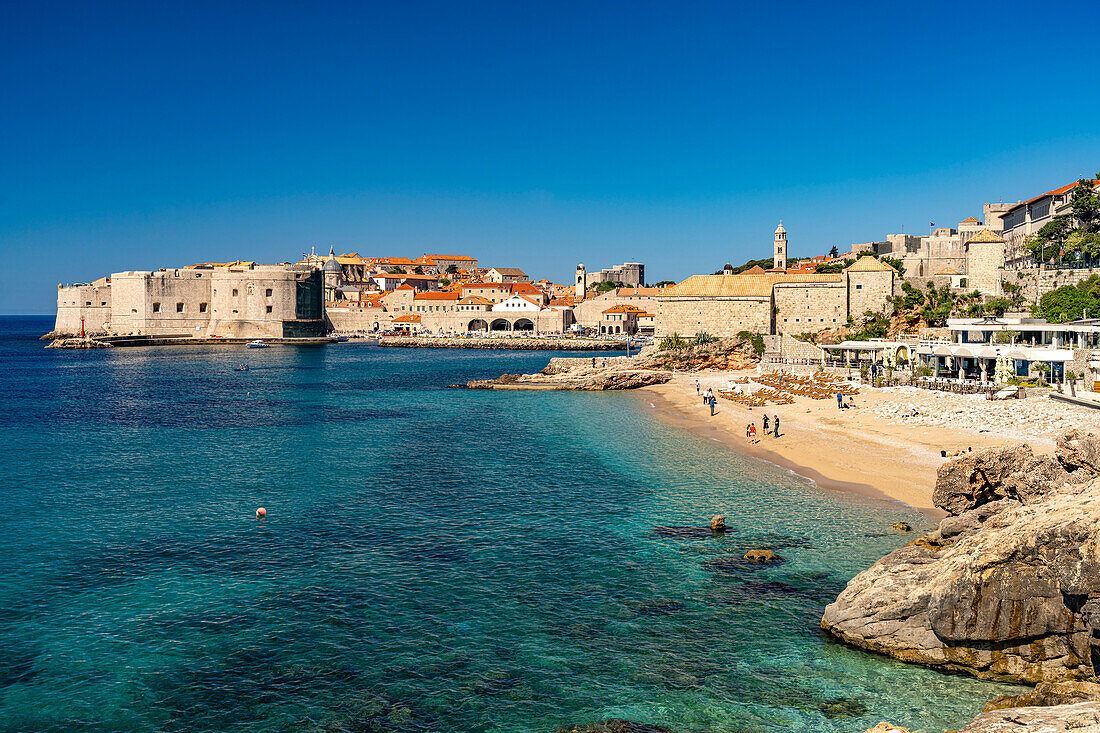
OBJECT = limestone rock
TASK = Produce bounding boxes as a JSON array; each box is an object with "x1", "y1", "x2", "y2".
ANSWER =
[
  {"x1": 1058, "y1": 430, "x2": 1100, "y2": 474},
  {"x1": 555, "y1": 720, "x2": 674, "y2": 733},
  {"x1": 710, "y1": 515, "x2": 726, "y2": 533},
  {"x1": 932, "y1": 433, "x2": 1099, "y2": 515},
  {"x1": 44, "y1": 337, "x2": 111, "y2": 349},
  {"x1": 743, "y1": 549, "x2": 777, "y2": 563},
  {"x1": 932, "y1": 445, "x2": 1034, "y2": 515},
  {"x1": 822, "y1": 473, "x2": 1100, "y2": 684},
  {"x1": 861, "y1": 724, "x2": 911, "y2": 733},
  {"x1": 890, "y1": 522, "x2": 911, "y2": 532},
  {"x1": 959, "y1": 701, "x2": 1100, "y2": 731},
  {"x1": 983, "y1": 681, "x2": 1100, "y2": 712}
]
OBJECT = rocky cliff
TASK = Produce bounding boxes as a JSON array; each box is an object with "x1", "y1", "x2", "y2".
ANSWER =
[{"x1": 822, "y1": 430, "x2": 1100, "y2": 685}]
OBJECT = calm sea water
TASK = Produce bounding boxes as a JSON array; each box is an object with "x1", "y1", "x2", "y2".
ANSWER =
[{"x1": 0, "y1": 316, "x2": 1021, "y2": 732}]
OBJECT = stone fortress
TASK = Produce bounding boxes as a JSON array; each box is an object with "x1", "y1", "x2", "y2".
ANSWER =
[
  {"x1": 578, "y1": 261, "x2": 645, "y2": 289},
  {"x1": 54, "y1": 263, "x2": 326, "y2": 339}
]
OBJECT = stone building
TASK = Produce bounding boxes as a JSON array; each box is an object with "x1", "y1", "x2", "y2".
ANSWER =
[
  {"x1": 583, "y1": 262, "x2": 645, "y2": 288},
  {"x1": 655, "y1": 256, "x2": 896, "y2": 337},
  {"x1": 1000, "y1": 180, "x2": 1099, "y2": 265},
  {"x1": 55, "y1": 263, "x2": 326, "y2": 339}
]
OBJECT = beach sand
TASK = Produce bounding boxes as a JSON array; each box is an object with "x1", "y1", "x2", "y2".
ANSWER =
[{"x1": 637, "y1": 372, "x2": 1079, "y2": 518}]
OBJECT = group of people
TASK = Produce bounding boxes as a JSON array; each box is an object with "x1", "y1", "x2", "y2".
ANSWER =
[
  {"x1": 746, "y1": 413, "x2": 780, "y2": 442},
  {"x1": 698, "y1": 384, "x2": 718, "y2": 416},
  {"x1": 695, "y1": 380, "x2": 782, "y2": 437}
]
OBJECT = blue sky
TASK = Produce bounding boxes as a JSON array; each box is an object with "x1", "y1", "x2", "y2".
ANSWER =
[{"x1": 3, "y1": 0, "x2": 1099, "y2": 313}]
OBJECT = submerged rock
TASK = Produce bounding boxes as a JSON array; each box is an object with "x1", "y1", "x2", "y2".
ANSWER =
[
  {"x1": 710, "y1": 514, "x2": 726, "y2": 533},
  {"x1": 822, "y1": 431, "x2": 1100, "y2": 685},
  {"x1": 890, "y1": 522, "x2": 911, "y2": 532},
  {"x1": 959, "y1": 701, "x2": 1100, "y2": 731},
  {"x1": 861, "y1": 725, "x2": 911, "y2": 733},
  {"x1": 743, "y1": 549, "x2": 778, "y2": 563},
  {"x1": 983, "y1": 681, "x2": 1100, "y2": 711},
  {"x1": 556, "y1": 720, "x2": 675, "y2": 733}
]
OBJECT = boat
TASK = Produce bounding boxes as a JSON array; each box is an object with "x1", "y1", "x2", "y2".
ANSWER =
[{"x1": 247, "y1": 340, "x2": 270, "y2": 349}]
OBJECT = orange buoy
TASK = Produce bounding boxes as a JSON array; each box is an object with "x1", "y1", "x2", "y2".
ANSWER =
[{"x1": 256, "y1": 507, "x2": 267, "y2": 519}]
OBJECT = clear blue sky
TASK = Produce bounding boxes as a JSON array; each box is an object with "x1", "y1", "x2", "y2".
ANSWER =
[{"x1": 3, "y1": 0, "x2": 1099, "y2": 313}]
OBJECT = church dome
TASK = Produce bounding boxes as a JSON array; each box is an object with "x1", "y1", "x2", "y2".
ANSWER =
[
  {"x1": 775, "y1": 221, "x2": 786, "y2": 235},
  {"x1": 323, "y1": 247, "x2": 341, "y2": 273}
]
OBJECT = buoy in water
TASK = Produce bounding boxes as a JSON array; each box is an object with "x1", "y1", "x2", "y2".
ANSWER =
[{"x1": 256, "y1": 507, "x2": 267, "y2": 519}]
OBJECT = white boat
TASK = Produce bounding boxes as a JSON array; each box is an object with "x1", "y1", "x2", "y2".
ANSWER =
[{"x1": 247, "y1": 340, "x2": 270, "y2": 349}]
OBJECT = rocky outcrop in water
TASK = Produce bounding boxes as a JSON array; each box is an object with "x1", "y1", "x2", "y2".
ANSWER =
[
  {"x1": 822, "y1": 431, "x2": 1100, "y2": 685},
  {"x1": 463, "y1": 366, "x2": 671, "y2": 391},
  {"x1": 44, "y1": 337, "x2": 112, "y2": 349}
]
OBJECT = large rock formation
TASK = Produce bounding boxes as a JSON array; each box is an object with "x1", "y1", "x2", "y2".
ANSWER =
[{"x1": 822, "y1": 432, "x2": 1100, "y2": 685}]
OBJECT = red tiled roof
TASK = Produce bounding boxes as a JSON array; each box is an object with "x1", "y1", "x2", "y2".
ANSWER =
[
  {"x1": 414, "y1": 291, "x2": 459, "y2": 300},
  {"x1": 602, "y1": 304, "x2": 646, "y2": 314},
  {"x1": 1004, "y1": 180, "x2": 1100, "y2": 213},
  {"x1": 393, "y1": 314, "x2": 421, "y2": 322}
]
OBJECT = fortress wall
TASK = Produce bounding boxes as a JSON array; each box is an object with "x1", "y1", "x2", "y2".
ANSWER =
[
  {"x1": 654, "y1": 297, "x2": 771, "y2": 337},
  {"x1": 55, "y1": 279, "x2": 112, "y2": 335},
  {"x1": 774, "y1": 283, "x2": 845, "y2": 333},
  {"x1": 327, "y1": 307, "x2": 393, "y2": 334},
  {"x1": 846, "y1": 270, "x2": 895, "y2": 317}
]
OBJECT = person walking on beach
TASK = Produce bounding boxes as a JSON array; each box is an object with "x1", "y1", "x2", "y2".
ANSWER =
[
  {"x1": 708, "y1": 393, "x2": 716, "y2": 416},
  {"x1": 837, "y1": 391, "x2": 843, "y2": 409},
  {"x1": 762, "y1": 414, "x2": 769, "y2": 433},
  {"x1": 773, "y1": 414, "x2": 780, "y2": 438},
  {"x1": 695, "y1": 380, "x2": 700, "y2": 395}
]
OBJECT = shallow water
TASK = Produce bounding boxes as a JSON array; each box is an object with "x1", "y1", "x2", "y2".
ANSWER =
[{"x1": 0, "y1": 316, "x2": 1022, "y2": 732}]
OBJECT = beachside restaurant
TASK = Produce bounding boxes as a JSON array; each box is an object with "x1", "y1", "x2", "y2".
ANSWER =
[
  {"x1": 947, "y1": 315, "x2": 1100, "y2": 349},
  {"x1": 915, "y1": 343, "x2": 1072, "y2": 383},
  {"x1": 822, "y1": 341, "x2": 913, "y2": 369}
]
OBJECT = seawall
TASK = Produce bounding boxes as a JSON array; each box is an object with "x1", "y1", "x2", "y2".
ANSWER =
[{"x1": 377, "y1": 336, "x2": 629, "y2": 350}]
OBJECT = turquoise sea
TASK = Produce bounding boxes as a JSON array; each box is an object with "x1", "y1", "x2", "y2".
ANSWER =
[{"x1": 0, "y1": 316, "x2": 1021, "y2": 732}]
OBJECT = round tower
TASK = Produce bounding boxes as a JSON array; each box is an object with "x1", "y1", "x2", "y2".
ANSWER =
[
  {"x1": 774, "y1": 221, "x2": 787, "y2": 271},
  {"x1": 575, "y1": 263, "x2": 586, "y2": 300}
]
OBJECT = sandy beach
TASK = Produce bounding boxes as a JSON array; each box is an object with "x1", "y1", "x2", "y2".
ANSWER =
[{"x1": 639, "y1": 371, "x2": 1100, "y2": 517}]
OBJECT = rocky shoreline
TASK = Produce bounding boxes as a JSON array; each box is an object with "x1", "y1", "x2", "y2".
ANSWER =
[
  {"x1": 819, "y1": 430, "x2": 1100, "y2": 731},
  {"x1": 378, "y1": 336, "x2": 628, "y2": 350}
]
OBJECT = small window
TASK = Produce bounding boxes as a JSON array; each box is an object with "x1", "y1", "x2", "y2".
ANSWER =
[
  {"x1": 152, "y1": 302, "x2": 160, "y2": 313},
  {"x1": 100, "y1": 301, "x2": 106, "y2": 306},
  {"x1": 266, "y1": 305, "x2": 272, "y2": 313},
  {"x1": 232, "y1": 309, "x2": 238, "y2": 314},
  {"x1": 199, "y1": 303, "x2": 208, "y2": 313},
  {"x1": 232, "y1": 289, "x2": 239, "y2": 297},
  {"x1": 176, "y1": 302, "x2": 184, "y2": 312},
  {"x1": 265, "y1": 288, "x2": 273, "y2": 297},
  {"x1": 855, "y1": 284, "x2": 863, "y2": 290},
  {"x1": 85, "y1": 301, "x2": 92, "y2": 306}
]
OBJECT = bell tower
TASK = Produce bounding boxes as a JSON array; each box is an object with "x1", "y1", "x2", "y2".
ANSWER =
[
  {"x1": 575, "y1": 263, "x2": 586, "y2": 300},
  {"x1": 773, "y1": 221, "x2": 787, "y2": 271}
]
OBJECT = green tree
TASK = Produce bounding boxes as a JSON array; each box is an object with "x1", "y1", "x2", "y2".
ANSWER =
[
  {"x1": 446, "y1": 264, "x2": 459, "y2": 274},
  {"x1": 829, "y1": 245, "x2": 839, "y2": 258},
  {"x1": 1071, "y1": 179, "x2": 1100, "y2": 234},
  {"x1": 413, "y1": 266, "x2": 425, "y2": 275},
  {"x1": 1027, "y1": 215, "x2": 1073, "y2": 264},
  {"x1": 1036, "y1": 282, "x2": 1100, "y2": 323}
]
